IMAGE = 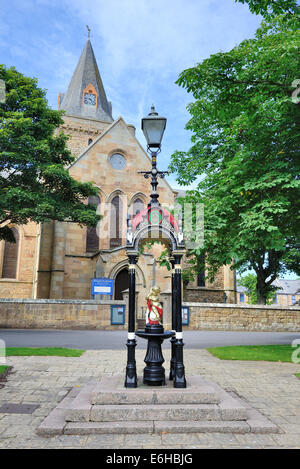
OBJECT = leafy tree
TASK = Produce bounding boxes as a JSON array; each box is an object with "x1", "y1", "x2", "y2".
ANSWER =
[
  {"x1": 235, "y1": 0, "x2": 298, "y2": 18},
  {"x1": 238, "y1": 273, "x2": 277, "y2": 304},
  {"x1": 0, "y1": 65, "x2": 100, "y2": 243},
  {"x1": 170, "y1": 11, "x2": 300, "y2": 304}
]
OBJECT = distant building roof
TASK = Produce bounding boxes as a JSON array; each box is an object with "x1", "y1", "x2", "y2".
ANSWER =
[
  {"x1": 236, "y1": 284, "x2": 247, "y2": 293},
  {"x1": 236, "y1": 278, "x2": 300, "y2": 295},
  {"x1": 174, "y1": 189, "x2": 186, "y2": 200},
  {"x1": 272, "y1": 278, "x2": 300, "y2": 295}
]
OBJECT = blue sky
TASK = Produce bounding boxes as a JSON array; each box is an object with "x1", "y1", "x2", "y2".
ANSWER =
[{"x1": 0, "y1": 0, "x2": 262, "y2": 188}]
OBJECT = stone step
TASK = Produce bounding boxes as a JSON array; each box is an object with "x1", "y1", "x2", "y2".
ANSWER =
[
  {"x1": 89, "y1": 403, "x2": 221, "y2": 422},
  {"x1": 37, "y1": 375, "x2": 280, "y2": 436},
  {"x1": 64, "y1": 376, "x2": 247, "y2": 424},
  {"x1": 65, "y1": 421, "x2": 155, "y2": 435},
  {"x1": 64, "y1": 420, "x2": 252, "y2": 435},
  {"x1": 65, "y1": 401, "x2": 248, "y2": 423},
  {"x1": 91, "y1": 375, "x2": 220, "y2": 405}
]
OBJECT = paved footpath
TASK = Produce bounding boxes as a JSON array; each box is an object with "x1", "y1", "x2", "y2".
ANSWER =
[{"x1": 0, "y1": 349, "x2": 300, "y2": 449}]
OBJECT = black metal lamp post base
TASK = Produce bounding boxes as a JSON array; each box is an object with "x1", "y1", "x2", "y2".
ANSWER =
[
  {"x1": 169, "y1": 336, "x2": 176, "y2": 381},
  {"x1": 136, "y1": 325, "x2": 175, "y2": 386},
  {"x1": 124, "y1": 338, "x2": 137, "y2": 388},
  {"x1": 173, "y1": 338, "x2": 186, "y2": 388}
]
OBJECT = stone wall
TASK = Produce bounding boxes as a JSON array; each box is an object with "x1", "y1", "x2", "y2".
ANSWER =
[
  {"x1": 59, "y1": 115, "x2": 110, "y2": 157},
  {"x1": 183, "y1": 288, "x2": 225, "y2": 304},
  {"x1": 0, "y1": 222, "x2": 39, "y2": 299},
  {"x1": 0, "y1": 299, "x2": 127, "y2": 330},
  {"x1": 183, "y1": 302, "x2": 300, "y2": 332},
  {"x1": 1, "y1": 299, "x2": 298, "y2": 332}
]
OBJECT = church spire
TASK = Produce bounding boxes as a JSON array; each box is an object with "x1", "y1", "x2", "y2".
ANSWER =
[{"x1": 59, "y1": 39, "x2": 113, "y2": 122}]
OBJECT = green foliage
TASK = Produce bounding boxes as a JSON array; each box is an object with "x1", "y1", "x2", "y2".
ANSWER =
[
  {"x1": 238, "y1": 273, "x2": 259, "y2": 303},
  {"x1": 157, "y1": 248, "x2": 172, "y2": 271},
  {"x1": 235, "y1": 0, "x2": 298, "y2": 18},
  {"x1": 0, "y1": 66, "x2": 101, "y2": 242},
  {"x1": 238, "y1": 273, "x2": 277, "y2": 304},
  {"x1": 170, "y1": 11, "x2": 300, "y2": 303},
  {"x1": 138, "y1": 239, "x2": 203, "y2": 282},
  {"x1": 139, "y1": 239, "x2": 172, "y2": 270}
]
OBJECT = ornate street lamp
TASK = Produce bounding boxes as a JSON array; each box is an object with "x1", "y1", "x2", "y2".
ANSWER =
[
  {"x1": 139, "y1": 106, "x2": 169, "y2": 207},
  {"x1": 141, "y1": 105, "x2": 167, "y2": 151}
]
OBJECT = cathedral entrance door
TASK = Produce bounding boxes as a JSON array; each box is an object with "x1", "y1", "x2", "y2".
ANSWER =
[{"x1": 114, "y1": 268, "x2": 129, "y2": 300}]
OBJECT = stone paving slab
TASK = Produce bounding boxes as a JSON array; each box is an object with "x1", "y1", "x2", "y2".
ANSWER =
[
  {"x1": 0, "y1": 349, "x2": 299, "y2": 448},
  {"x1": 91, "y1": 375, "x2": 220, "y2": 405},
  {"x1": 226, "y1": 392, "x2": 283, "y2": 434}
]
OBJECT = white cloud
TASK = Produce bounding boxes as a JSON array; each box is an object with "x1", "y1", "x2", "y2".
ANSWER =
[
  {"x1": 64, "y1": 0, "x2": 259, "y2": 74},
  {"x1": 1, "y1": 0, "x2": 262, "y2": 188},
  {"x1": 58, "y1": 0, "x2": 260, "y2": 131}
]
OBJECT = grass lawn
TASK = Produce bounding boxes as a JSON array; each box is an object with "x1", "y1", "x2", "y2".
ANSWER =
[
  {"x1": 0, "y1": 365, "x2": 8, "y2": 376},
  {"x1": 207, "y1": 345, "x2": 299, "y2": 363},
  {"x1": 296, "y1": 374, "x2": 300, "y2": 379},
  {"x1": 4, "y1": 347, "x2": 85, "y2": 357}
]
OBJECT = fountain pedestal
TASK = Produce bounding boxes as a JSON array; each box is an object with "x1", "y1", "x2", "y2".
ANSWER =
[{"x1": 136, "y1": 325, "x2": 175, "y2": 386}]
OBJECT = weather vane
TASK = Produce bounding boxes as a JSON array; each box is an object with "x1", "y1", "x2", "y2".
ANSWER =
[{"x1": 86, "y1": 25, "x2": 91, "y2": 39}]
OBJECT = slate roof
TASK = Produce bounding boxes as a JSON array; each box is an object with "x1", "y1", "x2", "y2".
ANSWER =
[
  {"x1": 236, "y1": 284, "x2": 247, "y2": 293},
  {"x1": 59, "y1": 39, "x2": 113, "y2": 122},
  {"x1": 237, "y1": 278, "x2": 300, "y2": 295},
  {"x1": 272, "y1": 278, "x2": 300, "y2": 295}
]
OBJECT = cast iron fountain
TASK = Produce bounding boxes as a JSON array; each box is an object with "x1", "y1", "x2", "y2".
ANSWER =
[{"x1": 136, "y1": 286, "x2": 174, "y2": 386}]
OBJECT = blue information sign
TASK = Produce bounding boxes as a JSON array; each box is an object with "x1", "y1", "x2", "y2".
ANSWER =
[{"x1": 91, "y1": 278, "x2": 114, "y2": 297}]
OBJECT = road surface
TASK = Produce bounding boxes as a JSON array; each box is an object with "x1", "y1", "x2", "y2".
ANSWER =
[{"x1": 0, "y1": 329, "x2": 299, "y2": 350}]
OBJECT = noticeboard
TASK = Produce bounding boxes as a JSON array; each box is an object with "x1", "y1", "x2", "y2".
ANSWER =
[
  {"x1": 182, "y1": 306, "x2": 189, "y2": 326},
  {"x1": 91, "y1": 278, "x2": 114, "y2": 297},
  {"x1": 111, "y1": 305, "x2": 125, "y2": 325}
]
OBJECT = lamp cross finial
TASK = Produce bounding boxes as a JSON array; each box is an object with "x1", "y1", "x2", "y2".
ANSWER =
[{"x1": 86, "y1": 25, "x2": 91, "y2": 39}]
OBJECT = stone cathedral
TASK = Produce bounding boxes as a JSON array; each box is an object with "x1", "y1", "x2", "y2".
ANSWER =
[{"x1": 0, "y1": 39, "x2": 236, "y2": 309}]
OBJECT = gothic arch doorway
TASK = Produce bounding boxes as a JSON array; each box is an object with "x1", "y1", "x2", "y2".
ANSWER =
[{"x1": 114, "y1": 268, "x2": 129, "y2": 300}]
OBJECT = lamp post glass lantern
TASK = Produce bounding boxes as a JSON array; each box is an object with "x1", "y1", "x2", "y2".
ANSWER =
[
  {"x1": 141, "y1": 105, "x2": 167, "y2": 151},
  {"x1": 139, "y1": 106, "x2": 169, "y2": 208}
]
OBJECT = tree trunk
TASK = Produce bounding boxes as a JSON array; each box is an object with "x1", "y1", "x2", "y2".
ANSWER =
[
  {"x1": 256, "y1": 270, "x2": 267, "y2": 305},
  {"x1": 256, "y1": 289, "x2": 267, "y2": 305}
]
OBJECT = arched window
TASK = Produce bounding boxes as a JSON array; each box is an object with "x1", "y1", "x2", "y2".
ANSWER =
[
  {"x1": 132, "y1": 198, "x2": 144, "y2": 217},
  {"x1": 197, "y1": 253, "x2": 205, "y2": 287},
  {"x1": 2, "y1": 228, "x2": 19, "y2": 279},
  {"x1": 110, "y1": 195, "x2": 123, "y2": 248},
  {"x1": 114, "y1": 268, "x2": 129, "y2": 300},
  {"x1": 88, "y1": 138, "x2": 93, "y2": 145},
  {"x1": 86, "y1": 196, "x2": 100, "y2": 252}
]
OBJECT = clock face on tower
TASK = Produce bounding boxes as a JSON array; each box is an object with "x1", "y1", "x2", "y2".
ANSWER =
[
  {"x1": 109, "y1": 153, "x2": 127, "y2": 170},
  {"x1": 84, "y1": 93, "x2": 96, "y2": 106}
]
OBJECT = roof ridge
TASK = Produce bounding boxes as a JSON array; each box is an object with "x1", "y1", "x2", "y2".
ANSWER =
[{"x1": 68, "y1": 117, "x2": 123, "y2": 168}]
